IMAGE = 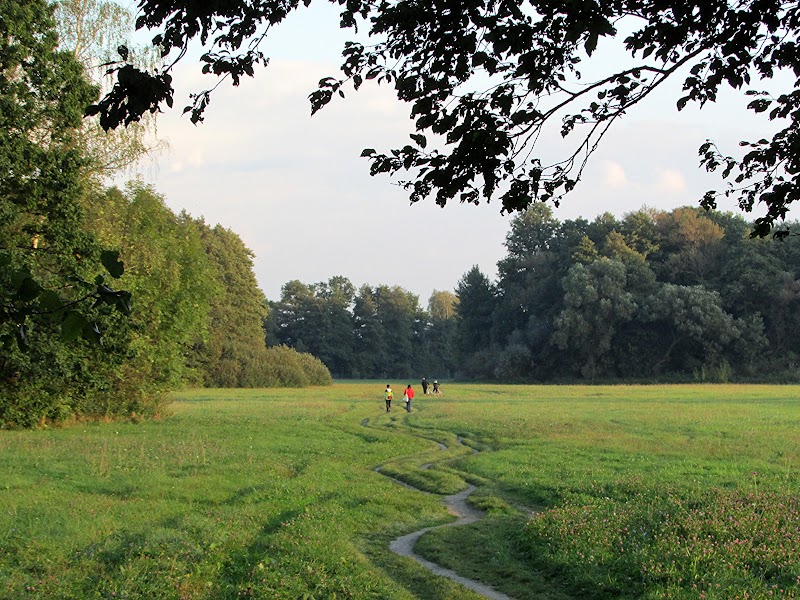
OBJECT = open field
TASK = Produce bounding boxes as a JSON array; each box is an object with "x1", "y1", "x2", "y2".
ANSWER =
[{"x1": 2, "y1": 383, "x2": 800, "y2": 599}]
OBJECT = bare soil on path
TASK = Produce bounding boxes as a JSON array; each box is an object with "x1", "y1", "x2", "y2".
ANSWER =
[{"x1": 364, "y1": 418, "x2": 516, "y2": 600}]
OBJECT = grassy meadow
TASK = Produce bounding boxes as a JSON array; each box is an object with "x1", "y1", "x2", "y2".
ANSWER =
[{"x1": 1, "y1": 383, "x2": 800, "y2": 599}]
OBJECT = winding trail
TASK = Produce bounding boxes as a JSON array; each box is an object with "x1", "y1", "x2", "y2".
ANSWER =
[{"x1": 363, "y1": 418, "x2": 515, "y2": 600}]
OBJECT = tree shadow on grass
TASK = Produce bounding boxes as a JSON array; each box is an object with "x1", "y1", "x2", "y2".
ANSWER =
[
  {"x1": 73, "y1": 525, "x2": 205, "y2": 597},
  {"x1": 215, "y1": 491, "x2": 340, "y2": 598},
  {"x1": 215, "y1": 507, "x2": 304, "y2": 599}
]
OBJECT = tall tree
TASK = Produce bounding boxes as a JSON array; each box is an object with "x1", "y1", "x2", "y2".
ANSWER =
[
  {"x1": 272, "y1": 280, "x2": 317, "y2": 353},
  {"x1": 551, "y1": 259, "x2": 636, "y2": 380},
  {"x1": 373, "y1": 285, "x2": 420, "y2": 378},
  {"x1": 1, "y1": 0, "x2": 101, "y2": 335},
  {"x1": 419, "y1": 290, "x2": 459, "y2": 378},
  {"x1": 428, "y1": 290, "x2": 459, "y2": 321},
  {"x1": 55, "y1": 0, "x2": 163, "y2": 177},
  {"x1": 352, "y1": 284, "x2": 386, "y2": 378},
  {"x1": 189, "y1": 220, "x2": 269, "y2": 387},
  {"x1": 620, "y1": 208, "x2": 660, "y2": 259},
  {"x1": 84, "y1": 184, "x2": 217, "y2": 389},
  {"x1": 455, "y1": 266, "x2": 498, "y2": 377},
  {"x1": 310, "y1": 276, "x2": 356, "y2": 377},
  {"x1": 495, "y1": 206, "x2": 565, "y2": 373},
  {"x1": 640, "y1": 284, "x2": 739, "y2": 375},
  {"x1": 652, "y1": 207, "x2": 726, "y2": 285}
]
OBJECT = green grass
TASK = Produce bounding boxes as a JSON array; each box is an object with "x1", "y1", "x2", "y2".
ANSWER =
[
  {"x1": 410, "y1": 384, "x2": 800, "y2": 599},
  {"x1": 1, "y1": 383, "x2": 800, "y2": 598}
]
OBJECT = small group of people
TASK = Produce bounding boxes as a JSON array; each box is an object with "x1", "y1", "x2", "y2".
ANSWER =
[
  {"x1": 420, "y1": 377, "x2": 441, "y2": 395},
  {"x1": 384, "y1": 379, "x2": 444, "y2": 412},
  {"x1": 384, "y1": 384, "x2": 415, "y2": 413}
]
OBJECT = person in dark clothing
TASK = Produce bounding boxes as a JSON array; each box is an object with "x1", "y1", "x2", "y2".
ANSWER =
[{"x1": 421, "y1": 377, "x2": 428, "y2": 395}]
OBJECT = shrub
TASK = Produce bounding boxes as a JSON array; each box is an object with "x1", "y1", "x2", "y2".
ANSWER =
[{"x1": 238, "y1": 345, "x2": 332, "y2": 388}]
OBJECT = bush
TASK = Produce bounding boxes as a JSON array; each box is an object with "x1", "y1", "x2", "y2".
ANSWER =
[
  {"x1": 237, "y1": 345, "x2": 332, "y2": 388},
  {"x1": 0, "y1": 333, "x2": 171, "y2": 429},
  {"x1": 493, "y1": 343, "x2": 532, "y2": 380}
]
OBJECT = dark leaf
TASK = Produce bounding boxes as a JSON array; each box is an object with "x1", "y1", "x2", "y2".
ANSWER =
[
  {"x1": 16, "y1": 324, "x2": 29, "y2": 352},
  {"x1": 584, "y1": 32, "x2": 599, "y2": 55},
  {"x1": 84, "y1": 321, "x2": 103, "y2": 344},
  {"x1": 101, "y1": 250, "x2": 124, "y2": 278},
  {"x1": 61, "y1": 312, "x2": 88, "y2": 342},
  {"x1": 16, "y1": 277, "x2": 42, "y2": 302},
  {"x1": 37, "y1": 290, "x2": 63, "y2": 314},
  {"x1": 410, "y1": 133, "x2": 427, "y2": 148},
  {"x1": 115, "y1": 291, "x2": 133, "y2": 316}
]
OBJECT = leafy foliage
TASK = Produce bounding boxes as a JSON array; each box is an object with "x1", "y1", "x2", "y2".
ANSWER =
[
  {"x1": 266, "y1": 205, "x2": 799, "y2": 383},
  {"x1": 524, "y1": 484, "x2": 800, "y2": 599},
  {"x1": 185, "y1": 220, "x2": 267, "y2": 387},
  {"x1": 2, "y1": 178, "x2": 332, "y2": 427},
  {"x1": 1, "y1": 4, "x2": 328, "y2": 428},
  {"x1": 453, "y1": 204, "x2": 799, "y2": 381},
  {"x1": 55, "y1": 0, "x2": 166, "y2": 177},
  {"x1": 90, "y1": 0, "x2": 800, "y2": 234},
  {"x1": 84, "y1": 184, "x2": 218, "y2": 389},
  {"x1": 0, "y1": 0, "x2": 130, "y2": 350},
  {"x1": 267, "y1": 278, "x2": 458, "y2": 379}
]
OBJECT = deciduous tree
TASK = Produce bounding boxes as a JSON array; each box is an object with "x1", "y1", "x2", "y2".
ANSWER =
[
  {"x1": 0, "y1": 0, "x2": 129, "y2": 357},
  {"x1": 552, "y1": 258, "x2": 636, "y2": 380},
  {"x1": 190, "y1": 220, "x2": 270, "y2": 387},
  {"x1": 88, "y1": 0, "x2": 800, "y2": 234},
  {"x1": 55, "y1": 0, "x2": 164, "y2": 177}
]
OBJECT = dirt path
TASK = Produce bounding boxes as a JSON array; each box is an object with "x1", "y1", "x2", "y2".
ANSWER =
[{"x1": 365, "y1": 419, "x2": 515, "y2": 600}]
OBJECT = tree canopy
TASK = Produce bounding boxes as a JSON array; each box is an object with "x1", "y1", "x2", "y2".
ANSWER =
[
  {"x1": 266, "y1": 280, "x2": 457, "y2": 379},
  {"x1": 266, "y1": 207, "x2": 800, "y2": 383},
  {"x1": 56, "y1": 0, "x2": 165, "y2": 177},
  {"x1": 89, "y1": 0, "x2": 800, "y2": 235},
  {"x1": 0, "y1": 1, "x2": 331, "y2": 428},
  {"x1": 0, "y1": 0, "x2": 130, "y2": 353}
]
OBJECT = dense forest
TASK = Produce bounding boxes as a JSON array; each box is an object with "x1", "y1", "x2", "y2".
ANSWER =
[
  {"x1": 4, "y1": 1, "x2": 800, "y2": 429},
  {"x1": 2, "y1": 178, "x2": 331, "y2": 429},
  {"x1": 0, "y1": 0, "x2": 329, "y2": 428},
  {"x1": 267, "y1": 205, "x2": 800, "y2": 383}
]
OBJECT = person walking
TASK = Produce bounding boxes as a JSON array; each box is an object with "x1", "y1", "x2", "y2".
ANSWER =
[
  {"x1": 421, "y1": 377, "x2": 429, "y2": 395},
  {"x1": 404, "y1": 384, "x2": 415, "y2": 412},
  {"x1": 384, "y1": 384, "x2": 393, "y2": 412}
]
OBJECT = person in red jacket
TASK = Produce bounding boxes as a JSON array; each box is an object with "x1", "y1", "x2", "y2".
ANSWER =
[{"x1": 404, "y1": 384, "x2": 415, "y2": 412}]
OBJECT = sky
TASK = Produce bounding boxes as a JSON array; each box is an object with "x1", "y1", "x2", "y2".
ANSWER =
[{"x1": 125, "y1": 3, "x2": 781, "y2": 305}]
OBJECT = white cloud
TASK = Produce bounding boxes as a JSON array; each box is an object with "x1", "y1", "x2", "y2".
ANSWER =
[
  {"x1": 130, "y1": 54, "x2": 509, "y2": 302},
  {"x1": 655, "y1": 168, "x2": 687, "y2": 194},
  {"x1": 603, "y1": 160, "x2": 630, "y2": 188},
  {"x1": 125, "y1": 6, "x2": 790, "y2": 302}
]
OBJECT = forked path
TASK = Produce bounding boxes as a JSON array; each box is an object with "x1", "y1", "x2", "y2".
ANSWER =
[{"x1": 363, "y1": 419, "x2": 515, "y2": 600}]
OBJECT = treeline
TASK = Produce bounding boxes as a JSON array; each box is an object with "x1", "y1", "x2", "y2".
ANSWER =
[
  {"x1": 0, "y1": 2, "x2": 329, "y2": 428},
  {"x1": 265, "y1": 282, "x2": 458, "y2": 379},
  {"x1": 268, "y1": 205, "x2": 800, "y2": 383},
  {"x1": 1, "y1": 181, "x2": 331, "y2": 428}
]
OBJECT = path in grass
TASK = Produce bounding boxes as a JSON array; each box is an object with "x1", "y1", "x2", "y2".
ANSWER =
[{"x1": 363, "y1": 418, "x2": 515, "y2": 600}]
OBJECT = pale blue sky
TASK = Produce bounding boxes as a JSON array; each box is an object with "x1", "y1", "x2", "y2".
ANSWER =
[{"x1": 127, "y1": 3, "x2": 782, "y2": 303}]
